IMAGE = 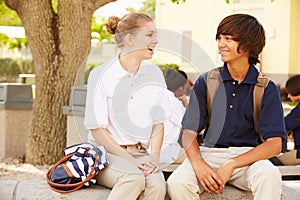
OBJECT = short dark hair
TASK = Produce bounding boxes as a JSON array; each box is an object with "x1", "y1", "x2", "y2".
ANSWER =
[
  {"x1": 165, "y1": 69, "x2": 187, "y2": 92},
  {"x1": 216, "y1": 13, "x2": 265, "y2": 65},
  {"x1": 285, "y1": 75, "x2": 300, "y2": 96}
]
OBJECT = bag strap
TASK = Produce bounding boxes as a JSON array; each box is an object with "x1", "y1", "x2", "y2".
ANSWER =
[
  {"x1": 206, "y1": 67, "x2": 221, "y2": 123},
  {"x1": 46, "y1": 153, "x2": 99, "y2": 194},
  {"x1": 206, "y1": 68, "x2": 270, "y2": 142},
  {"x1": 253, "y1": 72, "x2": 270, "y2": 142}
]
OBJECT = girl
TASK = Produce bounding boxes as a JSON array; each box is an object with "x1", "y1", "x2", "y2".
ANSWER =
[{"x1": 84, "y1": 13, "x2": 168, "y2": 200}]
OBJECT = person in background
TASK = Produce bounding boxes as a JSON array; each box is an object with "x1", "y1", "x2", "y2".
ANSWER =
[
  {"x1": 84, "y1": 13, "x2": 169, "y2": 200},
  {"x1": 167, "y1": 13, "x2": 286, "y2": 200},
  {"x1": 278, "y1": 75, "x2": 300, "y2": 165},
  {"x1": 159, "y1": 68, "x2": 187, "y2": 165}
]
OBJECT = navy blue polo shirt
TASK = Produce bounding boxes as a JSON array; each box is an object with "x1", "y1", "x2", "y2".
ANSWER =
[
  {"x1": 182, "y1": 64, "x2": 286, "y2": 147},
  {"x1": 285, "y1": 103, "x2": 300, "y2": 158}
]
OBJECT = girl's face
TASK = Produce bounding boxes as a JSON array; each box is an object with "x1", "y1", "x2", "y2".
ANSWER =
[
  {"x1": 217, "y1": 34, "x2": 248, "y2": 64},
  {"x1": 287, "y1": 93, "x2": 300, "y2": 103},
  {"x1": 126, "y1": 21, "x2": 158, "y2": 60}
]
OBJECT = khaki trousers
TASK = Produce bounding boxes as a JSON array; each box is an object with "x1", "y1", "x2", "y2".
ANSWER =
[
  {"x1": 167, "y1": 146, "x2": 282, "y2": 200},
  {"x1": 278, "y1": 149, "x2": 300, "y2": 165},
  {"x1": 95, "y1": 144, "x2": 166, "y2": 200}
]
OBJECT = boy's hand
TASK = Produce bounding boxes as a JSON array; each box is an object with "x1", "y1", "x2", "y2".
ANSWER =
[
  {"x1": 178, "y1": 95, "x2": 188, "y2": 107},
  {"x1": 215, "y1": 159, "x2": 236, "y2": 194},
  {"x1": 194, "y1": 159, "x2": 224, "y2": 195}
]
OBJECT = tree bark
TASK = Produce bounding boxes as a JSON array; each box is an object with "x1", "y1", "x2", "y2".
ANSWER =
[{"x1": 5, "y1": 0, "x2": 115, "y2": 165}]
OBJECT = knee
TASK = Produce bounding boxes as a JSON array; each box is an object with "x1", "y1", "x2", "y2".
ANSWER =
[
  {"x1": 147, "y1": 175, "x2": 166, "y2": 196},
  {"x1": 167, "y1": 172, "x2": 185, "y2": 195},
  {"x1": 150, "y1": 180, "x2": 166, "y2": 196},
  {"x1": 251, "y1": 160, "x2": 281, "y2": 184},
  {"x1": 125, "y1": 173, "x2": 146, "y2": 191}
]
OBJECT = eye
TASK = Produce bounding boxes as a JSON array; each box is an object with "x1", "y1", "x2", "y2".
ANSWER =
[
  {"x1": 225, "y1": 36, "x2": 234, "y2": 41},
  {"x1": 147, "y1": 32, "x2": 157, "y2": 38}
]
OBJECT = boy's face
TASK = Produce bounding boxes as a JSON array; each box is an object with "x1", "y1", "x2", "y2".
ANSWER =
[
  {"x1": 174, "y1": 84, "x2": 187, "y2": 98},
  {"x1": 287, "y1": 93, "x2": 300, "y2": 103},
  {"x1": 217, "y1": 34, "x2": 248, "y2": 63}
]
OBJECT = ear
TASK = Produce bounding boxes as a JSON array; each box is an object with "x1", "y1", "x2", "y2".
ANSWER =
[
  {"x1": 174, "y1": 86, "x2": 183, "y2": 97},
  {"x1": 124, "y1": 34, "x2": 134, "y2": 46}
]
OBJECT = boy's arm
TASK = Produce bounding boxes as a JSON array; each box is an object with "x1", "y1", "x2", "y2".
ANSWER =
[
  {"x1": 216, "y1": 137, "x2": 282, "y2": 183},
  {"x1": 182, "y1": 129, "x2": 225, "y2": 195}
]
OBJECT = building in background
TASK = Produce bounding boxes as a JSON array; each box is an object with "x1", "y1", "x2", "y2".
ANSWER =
[{"x1": 155, "y1": 0, "x2": 300, "y2": 86}]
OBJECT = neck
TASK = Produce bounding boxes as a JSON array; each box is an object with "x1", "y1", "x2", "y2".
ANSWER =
[
  {"x1": 227, "y1": 59, "x2": 250, "y2": 83},
  {"x1": 119, "y1": 52, "x2": 141, "y2": 74}
]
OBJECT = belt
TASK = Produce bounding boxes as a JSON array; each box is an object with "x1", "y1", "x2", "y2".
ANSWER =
[
  {"x1": 121, "y1": 143, "x2": 148, "y2": 156},
  {"x1": 121, "y1": 143, "x2": 145, "y2": 150}
]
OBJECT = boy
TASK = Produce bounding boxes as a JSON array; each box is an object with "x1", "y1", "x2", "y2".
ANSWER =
[
  {"x1": 160, "y1": 69, "x2": 187, "y2": 164},
  {"x1": 167, "y1": 14, "x2": 286, "y2": 200}
]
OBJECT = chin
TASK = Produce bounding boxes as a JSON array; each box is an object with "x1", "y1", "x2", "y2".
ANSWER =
[{"x1": 143, "y1": 54, "x2": 153, "y2": 60}]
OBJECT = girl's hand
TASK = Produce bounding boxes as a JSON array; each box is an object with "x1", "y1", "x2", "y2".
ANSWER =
[{"x1": 136, "y1": 156, "x2": 159, "y2": 176}]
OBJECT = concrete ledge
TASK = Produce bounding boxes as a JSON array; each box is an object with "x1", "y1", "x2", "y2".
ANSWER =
[
  {"x1": 0, "y1": 180, "x2": 299, "y2": 200},
  {"x1": 278, "y1": 165, "x2": 300, "y2": 176},
  {"x1": 0, "y1": 180, "x2": 110, "y2": 200}
]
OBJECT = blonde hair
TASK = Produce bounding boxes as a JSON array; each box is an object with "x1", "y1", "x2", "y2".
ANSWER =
[{"x1": 106, "y1": 13, "x2": 153, "y2": 48}]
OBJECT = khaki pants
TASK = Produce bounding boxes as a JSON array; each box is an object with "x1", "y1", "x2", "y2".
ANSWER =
[
  {"x1": 278, "y1": 149, "x2": 300, "y2": 165},
  {"x1": 95, "y1": 144, "x2": 166, "y2": 200},
  {"x1": 167, "y1": 146, "x2": 282, "y2": 200}
]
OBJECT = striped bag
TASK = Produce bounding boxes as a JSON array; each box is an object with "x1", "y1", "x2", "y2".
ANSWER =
[{"x1": 46, "y1": 143, "x2": 109, "y2": 193}]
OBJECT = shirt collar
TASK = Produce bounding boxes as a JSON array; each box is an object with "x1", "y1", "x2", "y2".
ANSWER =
[
  {"x1": 220, "y1": 63, "x2": 259, "y2": 84},
  {"x1": 111, "y1": 57, "x2": 149, "y2": 79}
]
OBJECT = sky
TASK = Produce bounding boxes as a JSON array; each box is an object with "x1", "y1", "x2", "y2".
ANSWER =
[{"x1": 94, "y1": 0, "x2": 146, "y2": 18}]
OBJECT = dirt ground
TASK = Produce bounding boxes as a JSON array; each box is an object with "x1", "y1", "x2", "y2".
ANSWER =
[{"x1": 0, "y1": 157, "x2": 51, "y2": 181}]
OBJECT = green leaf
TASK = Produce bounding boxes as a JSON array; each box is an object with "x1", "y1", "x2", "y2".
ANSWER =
[{"x1": 0, "y1": 1, "x2": 22, "y2": 26}]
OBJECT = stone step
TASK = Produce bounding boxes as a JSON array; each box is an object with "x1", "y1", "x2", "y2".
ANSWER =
[
  {"x1": 278, "y1": 165, "x2": 300, "y2": 176},
  {"x1": 0, "y1": 180, "x2": 299, "y2": 200}
]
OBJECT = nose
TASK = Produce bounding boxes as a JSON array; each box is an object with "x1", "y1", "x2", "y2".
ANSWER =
[
  {"x1": 153, "y1": 36, "x2": 158, "y2": 44},
  {"x1": 218, "y1": 38, "x2": 225, "y2": 48}
]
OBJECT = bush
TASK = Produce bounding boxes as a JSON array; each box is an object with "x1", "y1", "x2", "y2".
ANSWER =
[
  {"x1": 157, "y1": 63, "x2": 179, "y2": 73},
  {"x1": 84, "y1": 62, "x2": 103, "y2": 84},
  {"x1": 0, "y1": 58, "x2": 34, "y2": 83},
  {"x1": 0, "y1": 58, "x2": 21, "y2": 82},
  {"x1": 17, "y1": 58, "x2": 34, "y2": 74}
]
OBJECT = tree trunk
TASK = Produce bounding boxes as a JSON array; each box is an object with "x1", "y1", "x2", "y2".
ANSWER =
[{"x1": 5, "y1": 0, "x2": 115, "y2": 165}]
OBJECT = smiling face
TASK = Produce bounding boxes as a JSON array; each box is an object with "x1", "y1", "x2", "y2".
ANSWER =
[
  {"x1": 217, "y1": 34, "x2": 248, "y2": 64},
  {"x1": 216, "y1": 14, "x2": 266, "y2": 65},
  {"x1": 126, "y1": 21, "x2": 158, "y2": 60}
]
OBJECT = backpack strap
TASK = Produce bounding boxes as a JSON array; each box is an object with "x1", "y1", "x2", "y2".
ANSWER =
[
  {"x1": 253, "y1": 72, "x2": 270, "y2": 142},
  {"x1": 206, "y1": 67, "x2": 221, "y2": 123}
]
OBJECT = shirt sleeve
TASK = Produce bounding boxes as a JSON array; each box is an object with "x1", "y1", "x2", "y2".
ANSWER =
[
  {"x1": 285, "y1": 103, "x2": 300, "y2": 131},
  {"x1": 181, "y1": 74, "x2": 208, "y2": 133},
  {"x1": 84, "y1": 67, "x2": 108, "y2": 130},
  {"x1": 168, "y1": 92, "x2": 185, "y2": 127},
  {"x1": 258, "y1": 81, "x2": 286, "y2": 140}
]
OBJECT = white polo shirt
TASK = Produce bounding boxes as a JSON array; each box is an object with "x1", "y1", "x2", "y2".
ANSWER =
[
  {"x1": 160, "y1": 90, "x2": 186, "y2": 163},
  {"x1": 84, "y1": 57, "x2": 170, "y2": 148}
]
